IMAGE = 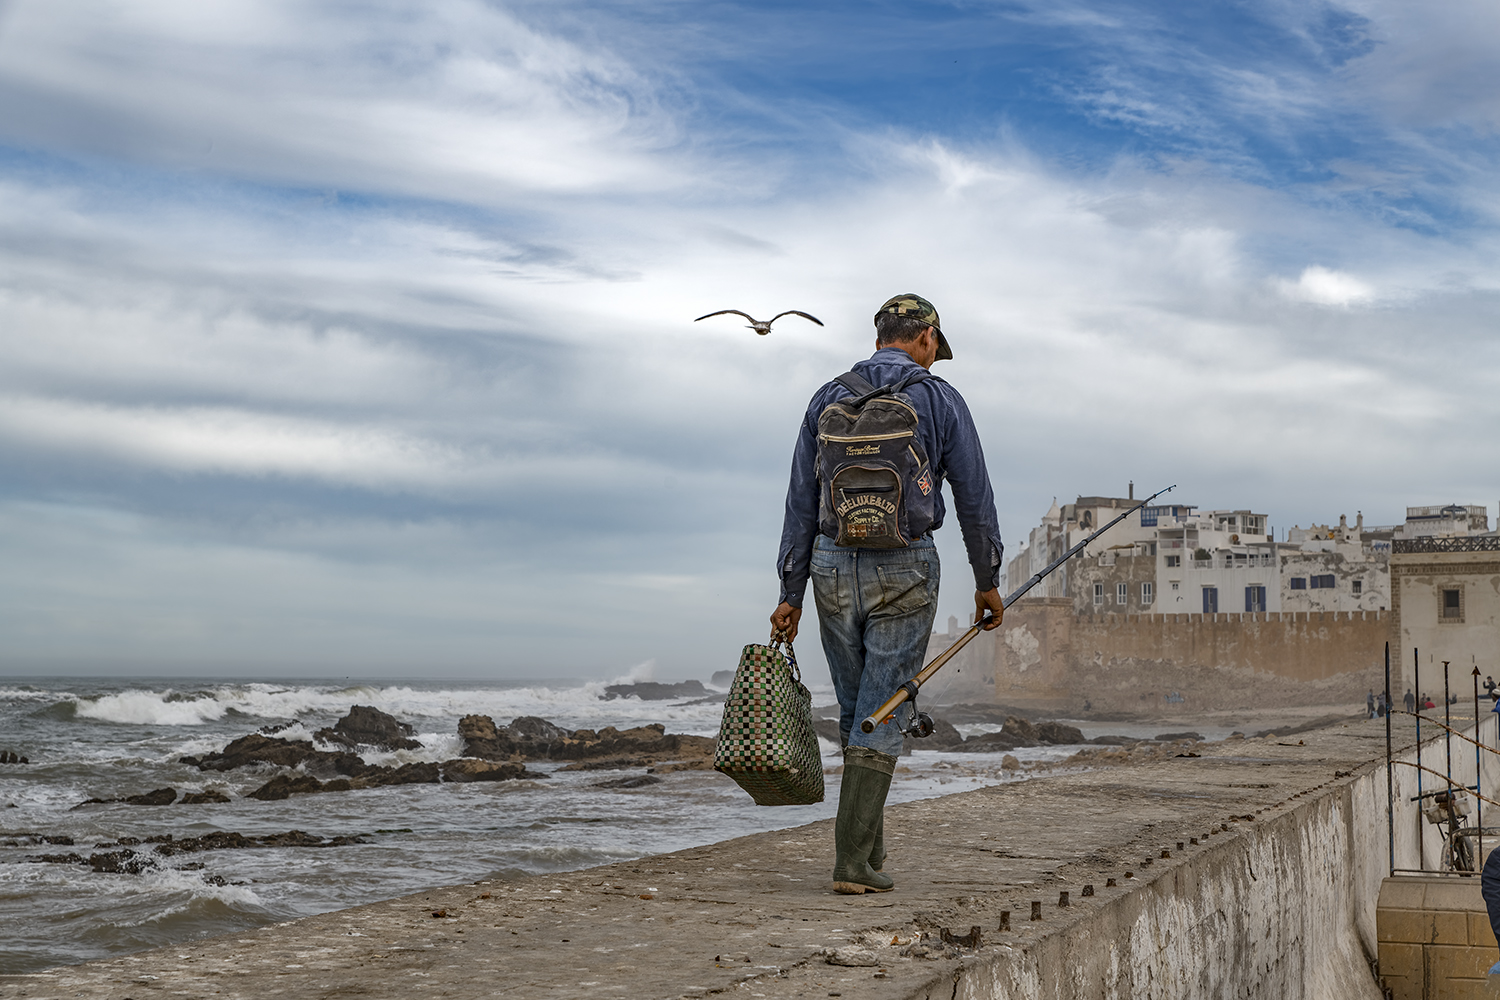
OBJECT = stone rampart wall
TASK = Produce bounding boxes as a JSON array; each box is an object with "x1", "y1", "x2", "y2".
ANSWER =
[{"x1": 986, "y1": 599, "x2": 1388, "y2": 712}]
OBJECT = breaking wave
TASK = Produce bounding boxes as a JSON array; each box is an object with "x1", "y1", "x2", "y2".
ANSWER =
[{"x1": 52, "y1": 679, "x2": 750, "y2": 734}]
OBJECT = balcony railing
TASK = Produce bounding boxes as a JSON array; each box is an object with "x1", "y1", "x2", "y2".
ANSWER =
[{"x1": 1393, "y1": 536, "x2": 1500, "y2": 554}]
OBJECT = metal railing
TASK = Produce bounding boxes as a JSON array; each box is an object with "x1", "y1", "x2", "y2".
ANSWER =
[
  {"x1": 1385, "y1": 643, "x2": 1498, "y2": 876},
  {"x1": 1393, "y1": 536, "x2": 1500, "y2": 554}
]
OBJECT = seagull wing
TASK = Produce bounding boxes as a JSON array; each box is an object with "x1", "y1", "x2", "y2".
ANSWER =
[
  {"x1": 694, "y1": 309, "x2": 759, "y2": 323},
  {"x1": 770, "y1": 310, "x2": 824, "y2": 327}
]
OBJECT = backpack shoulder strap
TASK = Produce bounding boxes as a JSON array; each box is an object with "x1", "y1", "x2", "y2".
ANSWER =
[
  {"x1": 834, "y1": 370, "x2": 879, "y2": 397},
  {"x1": 833, "y1": 367, "x2": 947, "y2": 404}
]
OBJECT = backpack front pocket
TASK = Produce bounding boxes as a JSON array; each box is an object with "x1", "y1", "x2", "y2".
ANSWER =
[{"x1": 829, "y1": 465, "x2": 905, "y2": 548}]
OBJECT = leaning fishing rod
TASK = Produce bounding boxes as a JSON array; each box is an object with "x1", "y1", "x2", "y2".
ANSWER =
[{"x1": 859, "y1": 484, "x2": 1177, "y2": 737}]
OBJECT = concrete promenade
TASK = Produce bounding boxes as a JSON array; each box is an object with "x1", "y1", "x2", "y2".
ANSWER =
[{"x1": 0, "y1": 717, "x2": 1429, "y2": 999}]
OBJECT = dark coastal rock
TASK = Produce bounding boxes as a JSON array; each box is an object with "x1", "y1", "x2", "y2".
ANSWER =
[
  {"x1": 180, "y1": 790, "x2": 232, "y2": 804},
  {"x1": 353, "y1": 762, "x2": 441, "y2": 788},
  {"x1": 1036, "y1": 722, "x2": 1087, "y2": 745},
  {"x1": 457, "y1": 715, "x2": 712, "y2": 771},
  {"x1": 248, "y1": 774, "x2": 327, "y2": 800},
  {"x1": 710, "y1": 670, "x2": 735, "y2": 687},
  {"x1": 508, "y1": 717, "x2": 572, "y2": 742},
  {"x1": 76, "y1": 787, "x2": 178, "y2": 807},
  {"x1": 1155, "y1": 731, "x2": 1204, "y2": 742},
  {"x1": 1089, "y1": 735, "x2": 1138, "y2": 746},
  {"x1": 314, "y1": 705, "x2": 423, "y2": 751},
  {"x1": 90, "y1": 849, "x2": 155, "y2": 874},
  {"x1": 195, "y1": 733, "x2": 381, "y2": 778},
  {"x1": 999, "y1": 716, "x2": 1040, "y2": 744},
  {"x1": 951, "y1": 716, "x2": 1042, "y2": 753},
  {"x1": 30, "y1": 851, "x2": 85, "y2": 865},
  {"x1": 920, "y1": 718, "x2": 968, "y2": 749},
  {"x1": 593, "y1": 774, "x2": 662, "y2": 789},
  {"x1": 439, "y1": 759, "x2": 537, "y2": 783},
  {"x1": 196, "y1": 733, "x2": 320, "y2": 771},
  {"x1": 458, "y1": 714, "x2": 527, "y2": 760},
  {"x1": 0, "y1": 750, "x2": 28, "y2": 764},
  {"x1": 257, "y1": 830, "x2": 334, "y2": 848},
  {"x1": 32, "y1": 830, "x2": 369, "y2": 871},
  {"x1": 152, "y1": 831, "x2": 254, "y2": 854},
  {"x1": 603, "y1": 680, "x2": 708, "y2": 701},
  {"x1": 952, "y1": 730, "x2": 1024, "y2": 752},
  {"x1": 243, "y1": 759, "x2": 541, "y2": 800}
]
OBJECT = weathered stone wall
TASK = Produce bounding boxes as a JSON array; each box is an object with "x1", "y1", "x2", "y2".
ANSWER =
[{"x1": 987, "y1": 599, "x2": 1388, "y2": 712}]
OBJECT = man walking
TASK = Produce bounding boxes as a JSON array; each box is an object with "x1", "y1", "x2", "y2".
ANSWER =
[{"x1": 770, "y1": 294, "x2": 1004, "y2": 894}]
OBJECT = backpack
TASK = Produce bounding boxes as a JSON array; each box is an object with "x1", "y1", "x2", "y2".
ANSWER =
[{"x1": 816, "y1": 369, "x2": 940, "y2": 548}]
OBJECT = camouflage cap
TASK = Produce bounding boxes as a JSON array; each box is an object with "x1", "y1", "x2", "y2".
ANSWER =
[{"x1": 875, "y1": 293, "x2": 952, "y2": 361}]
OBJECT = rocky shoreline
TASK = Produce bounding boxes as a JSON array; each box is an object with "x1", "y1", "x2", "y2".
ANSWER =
[{"x1": 65, "y1": 705, "x2": 719, "y2": 809}]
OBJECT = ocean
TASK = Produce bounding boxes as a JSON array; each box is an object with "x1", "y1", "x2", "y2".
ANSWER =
[{"x1": 0, "y1": 675, "x2": 1095, "y2": 974}]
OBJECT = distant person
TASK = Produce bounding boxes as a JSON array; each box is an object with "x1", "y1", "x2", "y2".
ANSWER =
[
  {"x1": 1424, "y1": 694, "x2": 1436, "y2": 710},
  {"x1": 1404, "y1": 689, "x2": 1415, "y2": 714},
  {"x1": 1367, "y1": 691, "x2": 1376, "y2": 718},
  {"x1": 771, "y1": 293, "x2": 1004, "y2": 896},
  {"x1": 1486, "y1": 676, "x2": 1497, "y2": 702}
]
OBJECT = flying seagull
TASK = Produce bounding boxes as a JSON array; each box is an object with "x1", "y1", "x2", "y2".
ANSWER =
[{"x1": 693, "y1": 309, "x2": 824, "y2": 335}]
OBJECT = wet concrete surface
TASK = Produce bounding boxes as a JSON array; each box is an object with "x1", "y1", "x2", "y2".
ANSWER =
[{"x1": 0, "y1": 716, "x2": 1410, "y2": 999}]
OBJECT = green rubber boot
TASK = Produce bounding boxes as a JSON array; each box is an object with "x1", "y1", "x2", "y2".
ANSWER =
[
  {"x1": 871, "y1": 813, "x2": 886, "y2": 872},
  {"x1": 832, "y1": 746, "x2": 896, "y2": 894}
]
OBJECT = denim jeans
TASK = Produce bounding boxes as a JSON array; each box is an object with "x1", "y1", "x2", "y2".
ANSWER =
[{"x1": 809, "y1": 535, "x2": 940, "y2": 757}]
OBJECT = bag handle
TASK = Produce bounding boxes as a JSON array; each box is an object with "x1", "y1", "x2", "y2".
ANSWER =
[{"x1": 768, "y1": 629, "x2": 801, "y2": 684}]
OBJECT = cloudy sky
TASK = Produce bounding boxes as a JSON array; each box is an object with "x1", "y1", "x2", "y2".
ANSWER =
[{"x1": 1, "y1": 0, "x2": 1496, "y2": 679}]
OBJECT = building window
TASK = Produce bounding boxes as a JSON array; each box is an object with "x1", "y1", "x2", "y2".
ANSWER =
[
  {"x1": 1202, "y1": 587, "x2": 1218, "y2": 613},
  {"x1": 1142, "y1": 581, "x2": 1154, "y2": 604},
  {"x1": 1310, "y1": 574, "x2": 1335, "y2": 589},
  {"x1": 1166, "y1": 555, "x2": 1181, "y2": 568},
  {"x1": 1116, "y1": 582, "x2": 1127, "y2": 605},
  {"x1": 1094, "y1": 583, "x2": 1104, "y2": 606},
  {"x1": 1441, "y1": 587, "x2": 1464, "y2": 623},
  {"x1": 1245, "y1": 585, "x2": 1266, "y2": 613},
  {"x1": 1171, "y1": 582, "x2": 1179, "y2": 591},
  {"x1": 1352, "y1": 580, "x2": 1363, "y2": 595},
  {"x1": 1289, "y1": 578, "x2": 1307, "y2": 590}
]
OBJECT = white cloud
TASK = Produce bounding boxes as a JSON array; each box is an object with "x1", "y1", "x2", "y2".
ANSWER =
[
  {"x1": 1276, "y1": 265, "x2": 1375, "y2": 305},
  {"x1": 0, "y1": 0, "x2": 693, "y2": 200}
]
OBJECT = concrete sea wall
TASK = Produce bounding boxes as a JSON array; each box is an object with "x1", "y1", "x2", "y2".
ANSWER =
[{"x1": 931, "y1": 719, "x2": 1491, "y2": 1000}]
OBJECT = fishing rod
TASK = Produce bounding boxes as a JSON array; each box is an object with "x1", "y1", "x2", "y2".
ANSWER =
[{"x1": 860, "y1": 484, "x2": 1177, "y2": 737}]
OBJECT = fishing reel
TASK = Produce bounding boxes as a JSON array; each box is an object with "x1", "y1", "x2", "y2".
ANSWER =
[{"x1": 896, "y1": 680, "x2": 935, "y2": 739}]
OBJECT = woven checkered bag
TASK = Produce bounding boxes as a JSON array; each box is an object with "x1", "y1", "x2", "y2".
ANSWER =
[{"x1": 714, "y1": 632, "x2": 825, "y2": 806}]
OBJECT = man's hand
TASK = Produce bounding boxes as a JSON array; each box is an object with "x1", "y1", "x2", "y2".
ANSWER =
[
  {"x1": 974, "y1": 588, "x2": 1004, "y2": 630},
  {"x1": 770, "y1": 602, "x2": 803, "y2": 642}
]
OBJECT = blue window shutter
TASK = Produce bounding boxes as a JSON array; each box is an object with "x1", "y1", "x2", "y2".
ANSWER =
[{"x1": 1244, "y1": 586, "x2": 1265, "y2": 612}]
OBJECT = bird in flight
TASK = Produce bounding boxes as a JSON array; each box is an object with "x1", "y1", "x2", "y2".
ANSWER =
[{"x1": 693, "y1": 309, "x2": 824, "y2": 335}]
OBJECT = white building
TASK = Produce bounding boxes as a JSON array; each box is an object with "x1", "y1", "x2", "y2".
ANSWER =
[
  {"x1": 1279, "y1": 513, "x2": 1392, "y2": 613},
  {"x1": 1001, "y1": 494, "x2": 1494, "y2": 620},
  {"x1": 1155, "y1": 507, "x2": 1278, "y2": 614},
  {"x1": 1396, "y1": 504, "x2": 1490, "y2": 539}
]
